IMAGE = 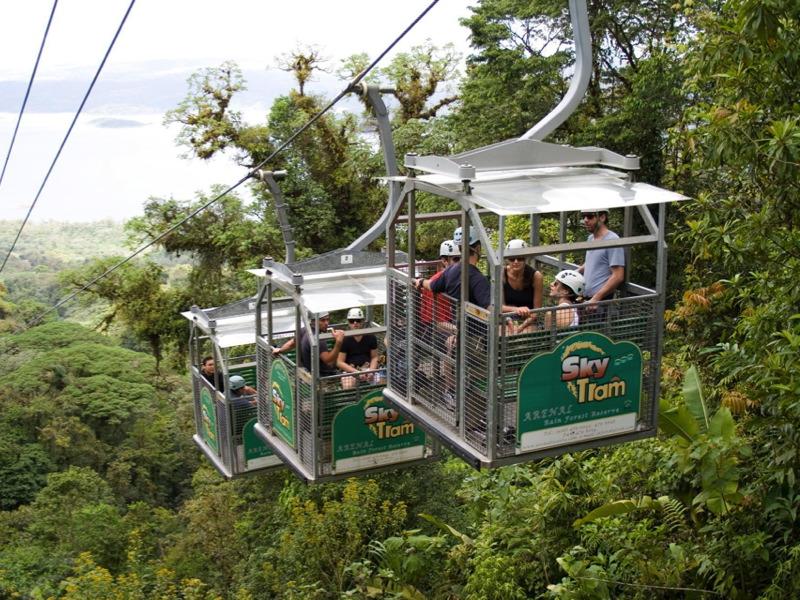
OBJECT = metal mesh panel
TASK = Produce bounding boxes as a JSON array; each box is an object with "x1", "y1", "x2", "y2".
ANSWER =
[
  {"x1": 231, "y1": 400, "x2": 257, "y2": 472},
  {"x1": 387, "y1": 273, "x2": 409, "y2": 398},
  {"x1": 215, "y1": 394, "x2": 233, "y2": 469},
  {"x1": 464, "y1": 307, "x2": 490, "y2": 454},
  {"x1": 608, "y1": 295, "x2": 659, "y2": 429},
  {"x1": 493, "y1": 294, "x2": 660, "y2": 458},
  {"x1": 409, "y1": 276, "x2": 459, "y2": 428},
  {"x1": 319, "y1": 376, "x2": 386, "y2": 475},
  {"x1": 191, "y1": 370, "x2": 202, "y2": 438},
  {"x1": 297, "y1": 377, "x2": 314, "y2": 471},
  {"x1": 256, "y1": 341, "x2": 272, "y2": 428}
]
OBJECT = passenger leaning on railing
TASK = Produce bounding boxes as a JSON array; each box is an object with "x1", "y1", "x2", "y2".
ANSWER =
[
  {"x1": 271, "y1": 312, "x2": 345, "y2": 377},
  {"x1": 500, "y1": 239, "x2": 543, "y2": 334},
  {"x1": 413, "y1": 228, "x2": 490, "y2": 409},
  {"x1": 578, "y1": 208, "x2": 624, "y2": 320},
  {"x1": 337, "y1": 308, "x2": 380, "y2": 390},
  {"x1": 545, "y1": 270, "x2": 586, "y2": 329}
]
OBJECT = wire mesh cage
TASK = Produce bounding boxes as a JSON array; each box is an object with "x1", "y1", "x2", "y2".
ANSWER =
[
  {"x1": 253, "y1": 266, "x2": 439, "y2": 483},
  {"x1": 185, "y1": 303, "x2": 284, "y2": 479}
]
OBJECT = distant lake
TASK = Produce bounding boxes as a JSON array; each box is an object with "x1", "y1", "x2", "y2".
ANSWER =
[{"x1": 0, "y1": 110, "x2": 254, "y2": 222}]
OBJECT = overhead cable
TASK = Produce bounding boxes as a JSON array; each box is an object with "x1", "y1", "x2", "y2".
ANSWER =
[
  {"x1": 0, "y1": 0, "x2": 59, "y2": 191},
  {"x1": 0, "y1": 0, "x2": 137, "y2": 274},
  {"x1": 27, "y1": 0, "x2": 441, "y2": 328}
]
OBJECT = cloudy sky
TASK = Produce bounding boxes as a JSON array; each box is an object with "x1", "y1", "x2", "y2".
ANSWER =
[{"x1": 0, "y1": 0, "x2": 474, "y2": 221}]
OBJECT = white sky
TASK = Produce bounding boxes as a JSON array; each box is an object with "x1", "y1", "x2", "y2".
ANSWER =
[{"x1": 0, "y1": 0, "x2": 474, "y2": 221}]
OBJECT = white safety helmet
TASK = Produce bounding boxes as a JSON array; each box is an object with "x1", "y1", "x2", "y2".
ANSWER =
[
  {"x1": 581, "y1": 208, "x2": 609, "y2": 216},
  {"x1": 454, "y1": 226, "x2": 480, "y2": 247},
  {"x1": 555, "y1": 270, "x2": 585, "y2": 296},
  {"x1": 439, "y1": 239, "x2": 459, "y2": 257},
  {"x1": 346, "y1": 307, "x2": 364, "y2": 321},
  {"x1": 506, "y1": 239, "x2": 528, "y2": 250},
  {"x1": 229, "y1": 375, "x2": 246, "y2": 391}
]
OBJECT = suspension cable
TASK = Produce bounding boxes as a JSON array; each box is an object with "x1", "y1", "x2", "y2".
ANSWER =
[
  {"x1": 0, "y1": 0, "x2": 136, "y2": 274},
  {"x1": 26, "y1": 0, "x2": 441, "y2": 328},
  {"x1": 0, "y1": 0, "x2": 59, "y2": 191}
]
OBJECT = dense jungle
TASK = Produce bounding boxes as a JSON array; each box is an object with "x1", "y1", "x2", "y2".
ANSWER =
[{"x1": 1, "y1": 0, "x2": 799, "y2": 597}]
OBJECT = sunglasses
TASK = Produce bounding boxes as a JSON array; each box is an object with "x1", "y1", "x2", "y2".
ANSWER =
[
  {"x1": 506, "y1": 257, "x2": 525, "y2": 262},
  {"x1": 581, "y1": 213, "x2": 597, "y2": 219},
  {"x1": 348, "y1": 319, "x2": 364, "y2": 323}
]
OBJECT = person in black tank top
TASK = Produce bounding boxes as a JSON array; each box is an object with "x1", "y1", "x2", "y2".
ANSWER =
[{"x1": 501, "y1": 239, "x2": 543, "y2": 334}]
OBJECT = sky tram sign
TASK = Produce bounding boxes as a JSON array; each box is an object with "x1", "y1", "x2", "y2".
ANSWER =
[
  {"x1": 516, "y1": 332, "x2": 642, "y2": 452},
  {"x1": 200, "y1": 387, "x2": 219, "y2": 454},
  {"x1": 332, "y1": 389, "x2": 426, "y2": 473},
  {"x1": 270, "y1": 360, "x2": 295, "y2": 448},
  {"x1": 242, "y1": 418, "x2": 280, "y2": 469}
]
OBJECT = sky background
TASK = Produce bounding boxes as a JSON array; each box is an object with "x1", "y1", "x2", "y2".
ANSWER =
[{"x1": 0, "y1": 0, "x2": 474, "y2": 222}]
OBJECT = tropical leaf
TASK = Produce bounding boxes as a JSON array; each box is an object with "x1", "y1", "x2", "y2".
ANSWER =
[
  {"x1": 419, "y1": 513, "x2": 473, "y2": 545},
  {"x1": 658, "y1": 398, "x2": 699, "y2": 443},
  {"x1": 683, "y1": 365, "x2": 710, "y2": 431},
  {"x1": 709, "y1": 406, "x2": 736, "y2": 440},
  {"x1": 573, "y1": 496, "x2": 673, "y2": 527}
]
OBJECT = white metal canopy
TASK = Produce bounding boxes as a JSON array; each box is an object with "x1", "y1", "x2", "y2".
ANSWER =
[
  {"x1": 248, "y1": 265, "x2": 388, "y2": 315},
  {"x1": 181, "y1": 304, "x2": 296, "y2": 349},
  {"x1": 398, "y1": 166, "x2": 688, "y2": 216}
]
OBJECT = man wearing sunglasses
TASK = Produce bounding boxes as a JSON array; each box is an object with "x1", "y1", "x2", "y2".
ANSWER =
[
  {"x1": 337, "y1": 308, "x2": 379, "y2": 389},
  {"x1": 578, "y1": 209, "x2": 625, "y2": 315}
]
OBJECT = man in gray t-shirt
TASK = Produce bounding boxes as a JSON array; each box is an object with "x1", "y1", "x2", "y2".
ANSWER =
[{"x1": 578, "y1": 209, "x2": 625, "y2": 309}]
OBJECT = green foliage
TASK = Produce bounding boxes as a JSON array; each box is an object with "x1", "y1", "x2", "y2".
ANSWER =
[
  {"x1": 60, "y1": 257, "x2": 191, "y2": 365},
  {"x1": 0, "y1": 428, "x2": 53, "y2": 509},
  {"x1": 2, "y1": 3, "x2": 800, "y2": 598},
  {"x1": 273, "y1": 478, "x2": 408, "y2": 594},
  {"x1": 165, "y1": 60, "x2": 245, "y2": 159}
]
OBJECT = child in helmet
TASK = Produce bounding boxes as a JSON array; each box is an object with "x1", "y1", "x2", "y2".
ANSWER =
[
  {"x1": 337, "y1": 307, "x2": 380, "y2": 389},
  {"x1": 546, "y1": 270, "x2": 586, "y2": 329}
]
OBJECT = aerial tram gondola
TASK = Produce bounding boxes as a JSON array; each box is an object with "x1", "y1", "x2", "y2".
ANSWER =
[
  {"x1": 184, "y1": 84, "x2": 440, "y2": 480},
  {"x1": 184, "y1": 0, "x2": 687, "y2": 478},
  {"x1": 380, "y1": 0, "x2": 688, "y2": 469},
  {"x1": 184, "y1": 297, "x2": 284, "y2": 478},
  {"x1": 250, "y1": 250, "x2": 439, "y2": 483}
]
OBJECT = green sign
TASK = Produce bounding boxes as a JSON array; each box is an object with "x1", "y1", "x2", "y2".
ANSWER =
[
  {"x1": 199, "y1": 386, "x2": 219, "y2": 454},
  {"x1": 517, "y1": 332, "x2": 642, "y2": 452},
  {"x1": 270, "y1": 360, "x2": 295, "y2": 448},
  {"x1": 242, "y1": 418, "x2": 281, "y2": 470},
  {"x1": 332, "y1": 389, "x2": 426, "y2": 473}
]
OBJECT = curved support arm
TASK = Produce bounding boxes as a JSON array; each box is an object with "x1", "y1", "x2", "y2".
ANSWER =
[
  {"x1": 258, "y1": 170, "x2": 295, "y2": 264},
  {"x1": 347, "y1": 84, "x2": 401, "y2": 252},
  {"x1": 521, "y1": 0, "x2": 591, "y2": 141}
]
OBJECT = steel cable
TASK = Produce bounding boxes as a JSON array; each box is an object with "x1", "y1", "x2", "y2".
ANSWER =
[
  {"x1": 0, "y1": 0, "x2": 137, "y2": 274},
  {"x1": 26, "y1": 0, "x2": 441, "y2": 327},
  {"x1": 0, "y1": 0, "x2": 59, "y2": 191}
]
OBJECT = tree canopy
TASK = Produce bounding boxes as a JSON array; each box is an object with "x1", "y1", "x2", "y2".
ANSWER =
[{"x1": 2, "y1": 0, "x2": 800, "y2": 597}]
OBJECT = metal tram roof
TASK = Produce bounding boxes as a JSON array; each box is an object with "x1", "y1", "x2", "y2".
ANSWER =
[
  {"x1": 392, "y1": 166, "x2": 687, "y2": 216},
  {"x1": 392, "y1": 139, "x2": 688, "y2": 215},
  {"x1": 248, "y1": 265, "x2": 388, "y2": 315},
  {"x1": 181, "y1": 298, "x2": 296, "y2": 349}
]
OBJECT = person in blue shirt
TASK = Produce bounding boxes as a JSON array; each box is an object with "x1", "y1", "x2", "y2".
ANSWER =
[
  {"x1": 413, "y1": 227, "x2": 490, "y2": 409},
  {"x1": 414, "y1": 227, "x2": 490, "y2": 309}
]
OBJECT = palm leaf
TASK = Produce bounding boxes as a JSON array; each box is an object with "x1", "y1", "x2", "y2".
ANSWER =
[
  {"x1": 683, "y1": 365, "x2": 709, "y2": 431},
  {"x1": 658, "y1": 398, "x2": 699, "y2": 443},
  {"x1": 574, "y1": 496, "x2": 669, "y2": 527}
]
